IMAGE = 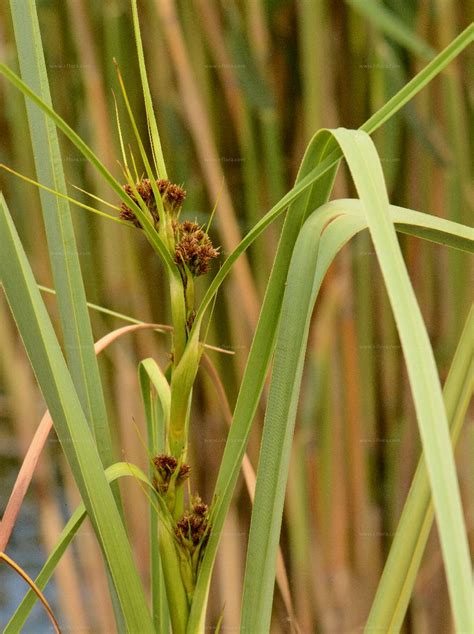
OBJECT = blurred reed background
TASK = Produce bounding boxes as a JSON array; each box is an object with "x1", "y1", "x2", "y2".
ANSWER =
[{"x1": 0, "y1": 0, "x2": 472, "y2": 632}]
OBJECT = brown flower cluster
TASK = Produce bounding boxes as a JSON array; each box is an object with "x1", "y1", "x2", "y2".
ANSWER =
[
  {"x1": 174, "y1": 497, "x2": 210, "y2": 551},
  {"x1": 174, "y1": 221, "x2": 219, "y2": 277},
  {"x1": 152, "y1": 454, "x2": 190, "y2": 493},
  {"x1": 119, "y1": 178, "x2": 186, "y2": 227}
]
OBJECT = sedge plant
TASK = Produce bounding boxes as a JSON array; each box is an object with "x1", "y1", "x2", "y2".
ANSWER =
[{"x1": 0, "y1": 2, "x2": 472, "y2": 632}]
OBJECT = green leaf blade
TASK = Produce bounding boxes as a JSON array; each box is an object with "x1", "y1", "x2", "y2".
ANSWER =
[
  {"x1": 0, "y1": 195, "x2": 154, "y2": 633},
  {"x1": 240, "y1": 128, "x2": 472, "y2": 633},
  {"x1": 9, "y1": 0, "x2": 113, "y2": 465},
  {"x1": 332, "y1": 127, "x2": 472, "y2": 632}
]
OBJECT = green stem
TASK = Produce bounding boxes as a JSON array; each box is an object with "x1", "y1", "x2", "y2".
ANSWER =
[
  {"x1": 159, "y1": 526, "x2": 189, "y2": 634},
  {"x1": 169, "y1": 333, "x2": 202, "y2": 458},
  {"x1": 170, "y1": 274, "x2": 188, "y2": 363}
]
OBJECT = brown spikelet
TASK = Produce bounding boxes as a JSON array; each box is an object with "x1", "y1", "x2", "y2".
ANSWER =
[
  {"x1": 152, "y1": 454, "x2": 190, "y2": 493},
  {"x1": 178, "y1": 462, "x2": 191, "y2": 483},
  {"x1": 153, "y1": 454, "x2": 178, "y2": 474},
  {"x1": 119, "y1": 203, "x2": 142, "y2": 228},
  {"x1": 119, "y1": 178, "x2": 186, "y2": 227},
  {"x1": 192, "y1": 496, "x2": 208, "y2": 517},
  {"x1": 175, "y1": 509, "x2": 210, "y2": 549},
  {"x1": 163, "y1": 181, "x2": 186, "y2": 210},
  {"x1": 174, "y1": 221, "x2": 219, "y2": 276}
]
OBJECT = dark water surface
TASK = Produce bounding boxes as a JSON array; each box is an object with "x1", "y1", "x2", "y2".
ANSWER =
[{"x1": 1, "y1": 450, "x2": 61, "y2": 633}]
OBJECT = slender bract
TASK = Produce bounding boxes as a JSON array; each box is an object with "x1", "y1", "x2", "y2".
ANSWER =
[{"x1": 131, "y1": 0, "x2": 167, "y2": 180}]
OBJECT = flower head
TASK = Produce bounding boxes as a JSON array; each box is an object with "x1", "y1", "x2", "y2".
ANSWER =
[
  {"x1": 152, "y1": 454, "x2": 190, "y2": 493},
  {"x1": 175, "y1": 499, "x2": 210, "y2": 551},
  {"x1": 119, "y1": 178, "x2": 186, "y2": 227},
  {"x1": 174, "y1": 221, "x2": 219, "y2": 276}
]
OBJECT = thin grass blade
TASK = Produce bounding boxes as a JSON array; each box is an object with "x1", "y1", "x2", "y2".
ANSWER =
[
  {"x1": 332, "y1": 127, "x2": 471, "y2": 632},
  {"x1": 139, "y1": 359, "x2": 172, "y2": 633},
  {"x1": 240, "y1": 128, "x2": 472, "y2": 632},
  {"x1": 365, "y1": 304, "x2": 474, "y2": 632},
  {"x1": 187, "y1": 129, "x2": 340, "y2": 631},
  {"x1": 9, "y1": 0, "x2": 113, "y2": 466},
  {"x1": 346, "y1": 0, "x2": 436, "y2": 60},
  {"x1": 131, "y1": 0, "x2": 167, "y2": 179},
  {"x1": 0, "y1": 194, "x2": 154, "y2": 633}
]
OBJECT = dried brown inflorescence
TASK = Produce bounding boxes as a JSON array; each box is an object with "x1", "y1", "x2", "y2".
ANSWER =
[
  {"x1": 119, "y1": 178, "x2": 186, "y2": 227},
  {"x1": 191, "y1": 496, "x2": 208, "y2": 518},
  {"x1": 174, "y1": 497, "x2": 210, "y2": 551},
  {"x1": 174, "y1": 221, "x2": 219, "y2": 277},
  {"x1": 152, "y1": 454, "x2": 190, "y2": 493},
  {"x1": 163, "y1": 181, "x2": 186, "y2": 211}
]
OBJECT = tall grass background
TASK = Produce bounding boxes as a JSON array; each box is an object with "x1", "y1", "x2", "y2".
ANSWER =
[{"x1": 0, "y1": 1, "x2": 472, "y2": 632}]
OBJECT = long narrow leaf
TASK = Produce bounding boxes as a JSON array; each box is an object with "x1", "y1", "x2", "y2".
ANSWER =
[
  {"x1": 9, "y1": 0, "x2": 113, "y2": 464},
  {"x1": 188, "y1": 25, "x2": 474, "y2": 618},
  {"x1": 346, "y1": 0, "x2": 436, "y2": 61},
  {"x1": 0, "y1": 194, "x2": 154, "y2": 633},
  {"x1": 241, "y1": 128, "x2": 472, "y2": 632},
  {"x1": 365, "y1": 305, "x2": 474, "y2": 632},
  {"x1": 187, "y1": 129, "x2": 340, "y2": 631},
  {"x1": 332, "y1": 128, "x2": 471, "y2": 632},
  {"x1": 139, "y1": 359, "x2": 172, "y2": 633},
  {"x1": 240, "y1": 209, "x2": 365, "y2": 633}
]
